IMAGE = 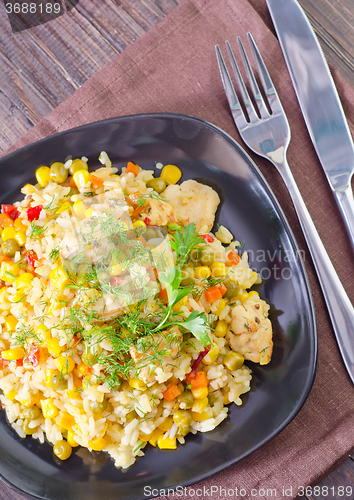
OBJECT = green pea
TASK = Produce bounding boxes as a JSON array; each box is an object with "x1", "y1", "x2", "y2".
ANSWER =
[
  {"x1": 51, "y1": 373, "x2": 68, "y2": 390},
  {"x1": 146, "y1": 178, "x2": 166, "y2": 194},
  {"x1": 208, "y1": 393, "x2": 219, "y2": 407},
  {"x1": 67, "y1": 187, "x2": 79, "y2": 197},
  {"x1": 224, "y1": 351, "x2": 244, "y2": 371},
  {"x1": 2, "y1": 238, "x2": 21, "y2": 257},
  {"x1": 173, "y1": 409, "x2": 192, "y2": 428},
  {"x1": 22, "y1": 406, "x2": 41, "y2": 420},
  {"x1": 89, "y1": 398, "x2": 108, "y2": 414},
  {"x1": 224, "y1": 281, "x2": 238, "y2": 298},
  {"x1": 200, "y1": 248, "x2": 215, "y2": 266},
  {"x1": 177, "y1": 390, "x2": 194, "y2": 409},
  {"x1": 126, "y1": 410, "x2": 138, "y2": 423},
  {"x1": 180, "y1": 267, "x2": 195, "y2": 286},
  {"x1": 53, "y1": 440, "x2": 72, "y2": 460},
  {"x1": 22, "y1": 419, "x2": 37, "y2": 435},
  {"x1": 177, "y1": 425, "x2": 190, "y2": 437},
  {"x1": 50, "y1": 162, "x2": 68, "y2": 184}
]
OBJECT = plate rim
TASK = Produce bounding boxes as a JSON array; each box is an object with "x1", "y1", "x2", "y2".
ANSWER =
[{"x1": 0, "y1": 112, "x2": 318, "y2": 500}]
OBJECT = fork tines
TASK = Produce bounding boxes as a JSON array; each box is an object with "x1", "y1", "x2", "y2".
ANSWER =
[{"x1": 215, "y1": 33, "x2": 280, "y2": 125}]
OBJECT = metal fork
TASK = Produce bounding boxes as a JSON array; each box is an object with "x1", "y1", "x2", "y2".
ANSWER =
[{"x1": 216, "y1": 33, "x2": 354, "y2": 383}]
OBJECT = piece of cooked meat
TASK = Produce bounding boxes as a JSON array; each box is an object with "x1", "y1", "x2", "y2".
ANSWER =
[
  {"x1": 226, "y1": 298, "x2": 273, "y2": 365},
  {"x1": 145, "y1": 198, "x2": 177, "y2": 226},
  {"x1": 163, "y1": 179, "x2": 220, "y2": 232}
]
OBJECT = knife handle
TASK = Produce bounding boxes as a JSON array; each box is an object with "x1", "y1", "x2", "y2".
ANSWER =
[
  {"x1": 278, "y1": 157, "x2": 354, "y2": 383},
  {"x1": 334, "y1": 184, "x2": 354, "y2": 252}
]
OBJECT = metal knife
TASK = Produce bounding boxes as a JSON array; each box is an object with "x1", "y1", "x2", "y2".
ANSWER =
[{"x1": 265, "y1": 0, "x2": 354, "y2": 251}]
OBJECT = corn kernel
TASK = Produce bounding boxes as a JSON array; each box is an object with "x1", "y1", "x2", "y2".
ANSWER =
[
  {"x1": 21, "y1": 184, "x2": 36, "y2": 194},
  {"x1": 1, "y1": 227, "x2": 16, "y2": 241},
  {"x1": 0, "y1": 261, "x2": 20, "y2": 284},
  {"x1": 129, "y1": 378, "x2": 146, "y2": 390},
  {"x1": 54, "y1": 355, "x2": 75, "y2": 374},
  {"x1": 173, "y1": 295, "x2": 188, "y2": 312},
  {"x1": 47, "y1": 337, "x2": 63, "y2": 357},
  {"x1": 56, "y1": 411, "x2": 75, "y2": 431},
  {"x1": 14, "y1": 219, "x2": 27, "y2": 232},
  {"x1": 88, "y1": 436, "x2": 107, "y2": 451},
  {"x1": 214, "y1": 298, "x2": 227, "y2": 317},
  {"x1": 248, "y1": 290, "x2": 260, "y2": 299},
  {"x1": 67, "y1": 430, "x2": 79, "y2": 447},
  {"x1": 77, "y1": 363, "x2": 90, "y2": 376},
  {"x1": 108, "y1": 263, "x2": 122, "y2": 276},
  {"x1": 49, "y1": 266, "x2": 69, "y2": 291},
  {"x1": 15, "y1": 231, "x2": 26, "y2": 246},
  {"x1": 191, "y1": 386, "x2": 209, "y2": 399},
  {"x1": 35, "y1": 166, "x2": 51, "y2": 187},
  {"x1": 237, "y1": 292, "x2": 249, "y2": 303},
  {"x1": 73, "y1": 170, "x2": 91, "y2": 189},
  {"x1": 84, "y1": 208, "x2": 94, "y2": 218},
  {"x1": 194, "y1": 266, "x2": 211, "y2": 279},
  {"x1": 40, "y1": 398, "x2": 59, "y2": 419},
  {"x1": 202, "y1": 344, "x2": 221, "y2": 365},
  {"x1": 192, "y1": 407, "x2": 213, "y2": 422},
  {"x1": 133, "y1": 220, "x2": 146, "y2": 235},
  {"x1": 4, "y1": 314, "x2": 18, "y2": 332},
  {"x1": 147, "y1": 429, "x2": 164, "y2": 447},
  {"x1": 4, "y1": 389, "x2": 17, "y2": 401},
  {"x1": 158, "y1": 416, "x2": 173, "y2": 432},
  {"x1": 37, "y1": 324, "x2": 51, "y2": 343},
  {"x1": 10, "y1": 291, "x2": 26, "y2": 303},
  {"x1": 47, "y1": 300, "x2": 61, "y2": 316},
  {"x1": 214, "y1": 320, "x2": 228, "y2": 338},
  {"x1": 20, "y1": 394, "x2": 40, "y2": 407},
  {"x1": 191, "y1": 397, "x2": 208, "y2": 413},
  {"x1": 45, "y1": 369, "x2": 56, "y2": 387},
  {"x1": 211, "y1": 262, "x2": 226, "y2": 277},
  {"x1": 160, "y1": 164, "x2": 182, "y2": 185},
  {"x1": 157, "y1": 435, "x2": 177, "y2": 449},
  {"x1": 15, "y1": 272, "x2": 34, "y2": 290},
  {"x1": 56, "y1": 202, "x2": 71, "y2": 215},
  {"x1": 1, "y1": 346, "x2": 24, "y2": 360},
  {"x1": 72, "y1": 200, "x2": 87, "y2": 219},
  {"x1": 66, "y1": 389, "x2": 81, "y2": 400}
]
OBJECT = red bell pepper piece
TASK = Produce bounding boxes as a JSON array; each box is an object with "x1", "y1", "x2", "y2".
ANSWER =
[
  {"x1": 28, "y1": 346, "x2": 40, "y2": 367},
  {"x1": 201, "y1": 234, "x2": 214, "y2": 243},
  {"x1": 27, "y1": 205, "x2": 43, "y2": 222}
]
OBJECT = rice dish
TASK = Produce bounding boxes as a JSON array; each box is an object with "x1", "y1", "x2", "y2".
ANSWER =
[{"x1": 0, "y1": 155, "x2": 273, "y2": 468}]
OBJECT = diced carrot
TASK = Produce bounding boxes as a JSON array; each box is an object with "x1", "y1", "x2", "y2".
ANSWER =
[
  {"x1": 69, "y1": 176, "x2": 77, "y2": 188},
  {"x1": 158, "y1": 288, "x2": 168, "y2": 304},
  {"x1": 163, "y1": 384, "x2": 181, "y2": 402},
  {"x1": 204, "y1": 286, "x2": 222, "y2": 303},
  {"x1": 226, "y1": 250, "x2": 240, "y2": 266},
  {"x1": 0, "y1": 213, "x2": 14, "y2": 228},
  {"x1": 0, "y1": 255, "x2": 11, "y2": 265},
  {"x1": 90, "y1": 174, "x2": 104, "y2": 187},
  {"x1": 131, "y1": 205, "x2": 145, "y2": 218},
  {"x1": 218, "y1": 282, "x2": 227, "y2": 297},
  {"x1": 126, "y1": 162, "x2": 140, "y2": 177},
  {"x1": 189, "y1": 371, "x2": 208, "y2": 390}
]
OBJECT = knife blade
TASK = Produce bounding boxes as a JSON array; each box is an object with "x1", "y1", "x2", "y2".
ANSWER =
[{"x1": 265, "y1": 0, "x2": 354, "y2": 250}]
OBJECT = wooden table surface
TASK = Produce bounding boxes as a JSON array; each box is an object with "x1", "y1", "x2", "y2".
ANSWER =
[{"x1": 0, "y1": 0, "x2": 353, "y2": 499}]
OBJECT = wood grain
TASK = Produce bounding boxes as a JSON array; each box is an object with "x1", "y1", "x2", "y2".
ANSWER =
[{"x1": 0, "y1": 0, "x2": 182, "y2": 153}]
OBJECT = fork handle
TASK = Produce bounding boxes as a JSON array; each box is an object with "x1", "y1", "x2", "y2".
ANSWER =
[{"x1": 277, "y1": 156, "x2": 354, "y2": 383}]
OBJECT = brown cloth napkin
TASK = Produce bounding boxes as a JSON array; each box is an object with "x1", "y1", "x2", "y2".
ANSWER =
[{"x1": 3, "y1": 0, "x2": 354, "y2": 498}]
